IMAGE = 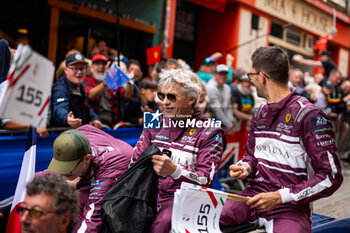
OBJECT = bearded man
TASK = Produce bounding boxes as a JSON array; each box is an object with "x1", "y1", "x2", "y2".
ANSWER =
[{"x1": 84, "y1": 54, "x2": 133, "y2": 128}]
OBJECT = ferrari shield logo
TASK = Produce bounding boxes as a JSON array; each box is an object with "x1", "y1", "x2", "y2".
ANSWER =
[
  {"x1": 189, "y1": 129, "x2": 196, "y2": 136},
  {"x1": 285, "y1": 114, "x2": 291, "y2": 123}
]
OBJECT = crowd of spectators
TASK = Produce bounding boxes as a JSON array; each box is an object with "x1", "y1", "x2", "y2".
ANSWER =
[
  {"x1": 1, "y1": 37, "x2": 350, "y2": 232},
  {"x1": 1, "y1": 38, "x2": 350, "y2": 162}
]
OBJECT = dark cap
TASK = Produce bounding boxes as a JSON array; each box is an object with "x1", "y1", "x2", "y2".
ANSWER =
[
  {"x1": 66, "y1": 53, "x2": 88, "y2": 66},
  {"x1": 92, "y1": 54, "x2": 108, "y2": 63},
  {"x1": 203, "y1": 57, "x2": 215, "y2": 64},
  {"x1": 318, "y1": 50, "x2": 331, "y2": 57},
  {"x1": 47, "y1": 129, "x2": 91, "y2": 174}
]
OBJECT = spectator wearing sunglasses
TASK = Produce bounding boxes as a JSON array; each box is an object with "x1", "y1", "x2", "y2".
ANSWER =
[
  {"x1": 38, "y1": 125, "x2": 133, "y2": 233},
  {"x1": 132, "y1": 69, "x2": 226, "y2": 233},
  {"x1": 50, "y1": 53, "x2": 102, "y2": 129},
  {"x1": 19, "y1": 173, "x2": 78, "y2": 233},
  {"x1": 207, "y1": 64, "x2": 236, "y2": 135}
]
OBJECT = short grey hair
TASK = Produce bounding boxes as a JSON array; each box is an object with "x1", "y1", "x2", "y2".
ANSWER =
[
  {"x1": 158, "y1": 69, "x2": 202, "y2": 106},
  {"x1": 26, "y1": 174, "x2": 79, "y2": 233}
]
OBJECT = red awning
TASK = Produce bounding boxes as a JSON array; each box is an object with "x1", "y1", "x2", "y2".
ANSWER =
[{"x1": 187, "y1": 0, "x2": 227, "y2": 12}]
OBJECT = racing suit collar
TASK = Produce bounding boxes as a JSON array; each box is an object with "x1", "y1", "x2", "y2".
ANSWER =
[{"x1": 260, "y1": 90, "x2": 299, "y2": 126}]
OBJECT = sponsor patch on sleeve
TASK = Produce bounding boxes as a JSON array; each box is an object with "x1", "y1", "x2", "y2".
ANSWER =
[
  {"x1": 311, "y1": 117, "x2": 331, "y2": 127},
  {"x1": 211, "y1": 134, "x2": 223, "y2": 144},
  {"x1": 90, "y1": 186, "x2": 102, "y2": 192},
  {"x1": 210, "y1": 143, "x2": 223, "y2": 150},
  {"x1": 314, "y1": 127, "x2": 331, "y2": 134},
  {"x1": 91, "y1": 179, "x2": 104, "y2": 186},
  {"x1": 155, "y1": 134, "x2": 170, "y2": 141},
  {"x1": 256, "y1": 125, "x2": 266, "y2": 129},
  {"x1": 57, "y1": 97, "x2": 65, "y2": 103}
]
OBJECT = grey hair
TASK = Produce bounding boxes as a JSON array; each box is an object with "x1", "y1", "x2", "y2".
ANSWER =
[
  {"x1": 158, "y1": 68, "x2": 202, "y2": 106},
  {"x1": 26, "y1": 174, "x2": 79, "y2": 233}
]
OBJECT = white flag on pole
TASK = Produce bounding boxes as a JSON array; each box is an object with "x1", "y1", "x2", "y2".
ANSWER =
[{"x1": 171, "y1": 182, "x2": 228, "y2": 233}]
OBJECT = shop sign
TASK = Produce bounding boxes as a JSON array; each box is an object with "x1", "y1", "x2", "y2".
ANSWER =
[{"x1": 255, "y1": 0, "x2": 332, "y2": 36}]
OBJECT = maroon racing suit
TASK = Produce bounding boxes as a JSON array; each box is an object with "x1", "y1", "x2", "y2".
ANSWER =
[
  {"x1": 132, "y1": 108, "x2": 226, "y2": 233},
  {"x1": 220, "y1": 91, "x2": 343, "y2": 233},
  {"x1": 74, "y1": 125, "x2": 133, "y2": 233}
]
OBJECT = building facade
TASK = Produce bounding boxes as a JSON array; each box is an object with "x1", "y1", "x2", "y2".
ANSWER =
[{"x1": 194, "y1": 0, "x2": 350, "y2": 77}]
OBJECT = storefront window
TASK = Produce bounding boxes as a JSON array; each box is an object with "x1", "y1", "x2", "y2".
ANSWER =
[
  {"x1": 270, "y1": 21, "x2": 283, "y2": 39},
  {"x1": 286, "y1": 28, "x2": 301, "y2": 46}
]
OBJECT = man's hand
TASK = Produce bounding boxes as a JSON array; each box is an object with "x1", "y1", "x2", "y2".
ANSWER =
[
  {"x1": 210, "y1": 52, "x2": 223, "y2": 61},
  {"x1": 150, "y1": 69, "x2": 158, "y2": 80},
  {"x1": 152, "y1": 154, "x2": 177, "y2": 176},
  {"x1": 89, "y1": 119, "x2": 102, "y2": 129},
  {"x1": 36, "y1": 127, "x2": 49, "y2": 137},
  {"x1": 226, "y1": 54, "x2": 234, "y2": 66},
  {"x1": 292, "y1": 54, "x2": 304, "y2": 63},
  {"x1": 66, "y1": 176, "x2": 81, "y2": 189},
  {"x1": 229, "y1": 163, "x2": 249, "y2": 180},
  {"x1": 246, "y1": 191, "x2": 282, "y2": 211},
  {"x1": 67, "y1": 111, "x2": 82, "y2": 128}
]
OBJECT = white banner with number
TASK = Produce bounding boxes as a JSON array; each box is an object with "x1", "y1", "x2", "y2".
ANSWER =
[
  {"x1": 0, "y1": 44, "x2": 54, "y2": 127},
  {"x1": 172, "y1": 182, "x2": 228, "y2": 233}
]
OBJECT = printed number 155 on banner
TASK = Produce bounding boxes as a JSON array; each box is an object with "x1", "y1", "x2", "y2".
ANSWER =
[{"x1": 0, "y1": 44, "x2": 54, "y2": 127}]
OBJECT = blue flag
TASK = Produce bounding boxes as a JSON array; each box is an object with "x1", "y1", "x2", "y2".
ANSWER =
[{"x1": 104, "y1": 64, "x2": 131, "y2": 90}]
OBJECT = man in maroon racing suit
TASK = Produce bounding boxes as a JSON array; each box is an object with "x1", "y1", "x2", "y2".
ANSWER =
[
  {"x1": 131, "y1": 68, "x2": 226, "y2": 233},
  {"x1": 220, "y1": 46, "x2": 343, "y2": 233},
  {"x1": 45, "y1": 125, "x2": 133, "y2": 233}
]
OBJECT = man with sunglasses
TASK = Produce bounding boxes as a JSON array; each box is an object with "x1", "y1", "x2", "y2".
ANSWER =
[
  {"x1": 220, "y1": 46, "x2": 343, "y2": 233},
  {"x1": 51, "y1": 53, "x2": 102, "y2": 129},
  {"x1": 39, "y1": 124, "x2": 133, "y2": 233},
  {"x1": 132, "y1": 69, "x2": 226, "y2": 233},
  {"x1": 19, "y1": 173, "x2": 78, "y2": 233}
]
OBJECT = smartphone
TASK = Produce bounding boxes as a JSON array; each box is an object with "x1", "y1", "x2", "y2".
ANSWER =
[
  {"x1": 159, "y1": 149, "x2": 172, "y2": 179},
  {"x1": 162, "y1": 149, "x2": 172, "y2": 158}
]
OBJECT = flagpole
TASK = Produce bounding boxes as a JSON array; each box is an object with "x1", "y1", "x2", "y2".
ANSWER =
[
  {"x1": 116, "y1": 0, "x2": 120, "y2": 67},
  {"x1": 222, "y1": 23, "x2": 292, "y2": 55}
]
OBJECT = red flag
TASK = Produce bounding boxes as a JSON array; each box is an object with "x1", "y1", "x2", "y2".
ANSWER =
[
  {"x1": 146, "y1": 45, "x2": 162, "y2": 66},
  {"x1": 6, "y1": 127, "x2": 36, "y2": 233},
  {"x1": 314, "y1": 34, "x2": 329, "y2": 52}
]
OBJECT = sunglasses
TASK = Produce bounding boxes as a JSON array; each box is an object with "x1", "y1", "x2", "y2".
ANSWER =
[
  {"x1": 16, "y1": 206, "x2": 59, "y2": 219},
  {"x1": 157, "y1": 92, "x2": 177, "y2": 102}
]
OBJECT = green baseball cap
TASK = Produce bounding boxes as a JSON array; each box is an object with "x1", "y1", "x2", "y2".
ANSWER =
[{"x1": 48, "y1": 129, "x2": 91, "y2": 174}]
